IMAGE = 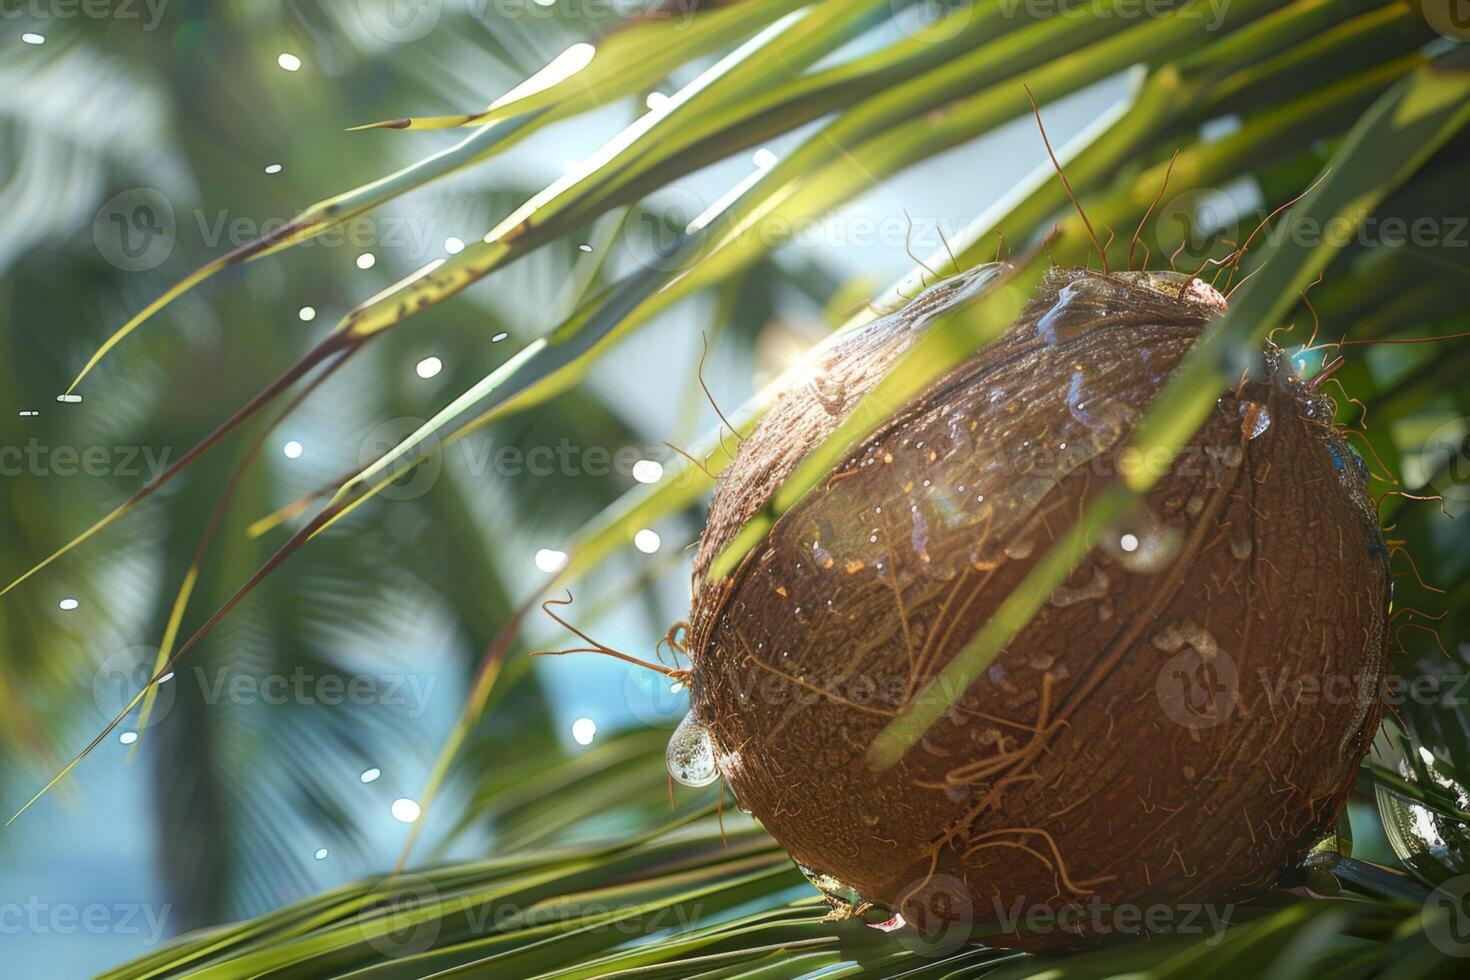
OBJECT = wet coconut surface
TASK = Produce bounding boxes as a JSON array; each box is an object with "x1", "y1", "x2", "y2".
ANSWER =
[{"x1": 684, "y1": 265, "x2": 1391, "y2": 950}]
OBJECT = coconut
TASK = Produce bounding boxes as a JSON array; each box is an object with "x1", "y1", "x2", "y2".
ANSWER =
[{"x1": 682, "y1": 264, "x2": 1390, "y2": 950}]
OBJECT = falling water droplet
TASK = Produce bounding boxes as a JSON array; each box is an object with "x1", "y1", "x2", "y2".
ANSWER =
[
  {"x1": 265, "y1": 164, "x2": 283, "y2": 175},
  {"x1": 119, "y1": 731, "x2": 138, "y2": 745},
  {"x1": 360, "y1": 767, "x2": 382, "y2": 783},
  {"x1": 492, "y1": 332, "x2": 509, "y2": 343},
  {"x1": 57, "y1": 394, "x2": 83, "y2": 404},
  {"x1": 390, "y1": 798, "x2": 420, "y2": 823},
  {"x1": 314, "y1": 847, "x2": 329, "y2": 860},
  {"x1": 666, "y1": 713, "x2": 719, "y2": 787},
  {"x1": 59, "y1": 597, "x2": 79, "y2": 611},
  {"x1": 577, "y1": 243, "x2": 593, "y2": 253},
  {"x1": 572, "y1": 716, "x2": 597, "y2": 745},
  {"x1": 19, "y1": 410, "x2": 39, "y2": 417}
]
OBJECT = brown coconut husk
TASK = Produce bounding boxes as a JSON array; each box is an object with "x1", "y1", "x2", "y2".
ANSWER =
[{"x1": 687, "y1": 265, "x2": 1390, "y2": 950}]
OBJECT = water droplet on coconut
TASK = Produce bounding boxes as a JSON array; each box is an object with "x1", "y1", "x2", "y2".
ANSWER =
[
  {"x1": 1003, "y1": 538, "x2": 1034, "y2": 560},
  {"x1": 796, "y1": 864, "x2": 869, "y2": 908},
  {"x1": 1034, "y1": 280, "x2": 1112, "y2": 346},
  {"x1": 1049, "y1": 568, "x2": 1110, "y2": 608},
  {"x1": 666, "y1": 713, "x2": 719, "y2": 787},
  {"x1": 1240, "y1": 401, "x2": 1272, "y2": 440},
  {"x1": 1151, "y1": 620, "x2": 1218, "y2": 659}
]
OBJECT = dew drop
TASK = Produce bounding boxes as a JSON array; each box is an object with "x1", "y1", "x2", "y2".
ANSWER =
[{"x1": 666, "y1": 712, "x2": 719, "y2": 787}]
